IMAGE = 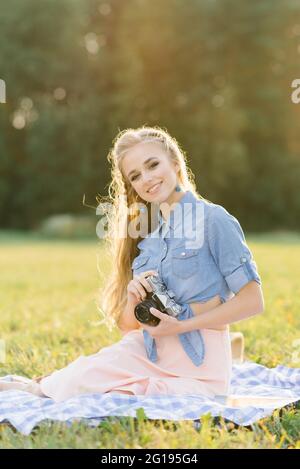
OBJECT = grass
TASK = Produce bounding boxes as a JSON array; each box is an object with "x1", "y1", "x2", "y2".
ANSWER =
[{"x1": 0, "y1": 230, "x2": 299, "y2": 448}]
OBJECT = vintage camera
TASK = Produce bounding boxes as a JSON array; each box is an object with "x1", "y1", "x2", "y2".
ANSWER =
[{"x1": 134, "y1": 274, "x2": 182, "y2": 326}]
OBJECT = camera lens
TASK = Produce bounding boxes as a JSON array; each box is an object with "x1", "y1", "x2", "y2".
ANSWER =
[
  {"x1": 134, "y1": 300, "x2": 161, "y2": 326},
  {"x1": 135, "y1": 303, "x2": 151, "y2": 323}
]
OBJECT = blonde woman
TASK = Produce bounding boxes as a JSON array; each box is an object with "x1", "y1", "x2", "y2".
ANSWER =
[{"x1": 0, "y1": 126, "x2": 264, "y2": 401}]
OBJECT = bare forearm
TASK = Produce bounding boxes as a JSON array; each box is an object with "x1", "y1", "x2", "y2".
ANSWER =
[
  {"x1": 180, "y1": 282, "x2": 264, "y2": 333},
  {"x1": 117, "y1": 299, "x2": 141, "y2": 334}
]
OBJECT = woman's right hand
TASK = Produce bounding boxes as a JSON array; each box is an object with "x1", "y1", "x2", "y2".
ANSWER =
[{"x1": 126, "y1": 270, "x2": 158, "y2": 306}]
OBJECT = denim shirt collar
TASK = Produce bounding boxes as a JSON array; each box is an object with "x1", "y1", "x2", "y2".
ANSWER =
[{"x1": 154, "y1": 190, "x2": 197, "y2": 235}]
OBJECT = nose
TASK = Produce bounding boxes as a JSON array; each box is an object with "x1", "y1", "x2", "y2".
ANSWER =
[{"x1": 141, "y1": 171, "x2": 154, "y2": 185}]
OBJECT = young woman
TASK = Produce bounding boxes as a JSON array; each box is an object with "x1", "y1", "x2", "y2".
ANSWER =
[{"x1": 0, "y1": 126, "x2": 264, "y2": 402}]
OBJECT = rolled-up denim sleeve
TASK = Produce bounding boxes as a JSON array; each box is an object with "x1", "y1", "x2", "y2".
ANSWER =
[{"x1": 208, "y1": 205, "x2": 262, "y2": 294}]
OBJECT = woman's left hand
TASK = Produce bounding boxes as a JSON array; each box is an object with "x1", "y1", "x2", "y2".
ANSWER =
[{"x1": 141, "y1": 307, "x2": 182, "y2": 338}]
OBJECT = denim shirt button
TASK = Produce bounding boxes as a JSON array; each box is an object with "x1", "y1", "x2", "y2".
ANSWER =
[
  {"x1": 181, "y1": 252, "x2": 186, "y2": 256},
  {"x1": 241, "y1": 256, "x2": 247, "y2": 263}
]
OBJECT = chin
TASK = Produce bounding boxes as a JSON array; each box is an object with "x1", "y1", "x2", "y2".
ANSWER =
[{"x1": 151, "y1": 189, "x2": 173, "y2": 204}]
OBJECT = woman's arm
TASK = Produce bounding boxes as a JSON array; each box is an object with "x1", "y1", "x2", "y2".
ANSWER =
[
  {"x1": 143, "y1": 281, "x2": 264, "y2": 338},
  {"x1": 179, "y1": 281, "x2": 264, "y2": 334},
  {"x1": 117, "y1": 297, "x2": 141, "y2": 336},
  {"x1": 117, "y1": 270, "x2": 158, "y2": 336}
]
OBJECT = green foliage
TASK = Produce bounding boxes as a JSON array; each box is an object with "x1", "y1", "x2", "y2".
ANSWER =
[{"x1": 0, "y1": 0, "x2": 300, "y2": 230}]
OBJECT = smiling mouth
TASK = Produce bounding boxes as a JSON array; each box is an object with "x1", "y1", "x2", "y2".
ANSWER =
[{"x1": 147, "y1": 182, "x2": 162, "y2": 193}]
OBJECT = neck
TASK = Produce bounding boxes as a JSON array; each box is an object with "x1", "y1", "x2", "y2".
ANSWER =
[{"x1": 159, "y1": 189, "x2": 187, "y2": 221}]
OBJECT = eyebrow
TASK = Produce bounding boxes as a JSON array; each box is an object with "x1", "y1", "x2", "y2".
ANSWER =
[{"x1": 127, "y1": 157, "x2": 158, "y2": 179}]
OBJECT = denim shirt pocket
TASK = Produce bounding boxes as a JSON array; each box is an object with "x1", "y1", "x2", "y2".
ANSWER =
[{"x1": 171, "y1": 246, "x2": 199, "y2": 279}]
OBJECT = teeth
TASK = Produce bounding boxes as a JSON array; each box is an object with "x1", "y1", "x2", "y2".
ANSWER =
[{"x1": 148, "y1": 182, "x2": 161, "y2": 193}]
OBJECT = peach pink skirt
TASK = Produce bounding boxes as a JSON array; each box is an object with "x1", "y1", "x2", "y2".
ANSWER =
[{"x1": 40, "y1": 327, "x2": 232, "y2": 403}]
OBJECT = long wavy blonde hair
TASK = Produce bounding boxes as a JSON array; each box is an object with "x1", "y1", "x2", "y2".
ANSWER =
[{"x1": 97, "y1": 125, "x2": 209, "y2": 330}]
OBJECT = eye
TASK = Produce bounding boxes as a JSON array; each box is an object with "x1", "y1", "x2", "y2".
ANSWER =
[{"x1": 130, "y1": 162, "x2": 158, "y2": 182}]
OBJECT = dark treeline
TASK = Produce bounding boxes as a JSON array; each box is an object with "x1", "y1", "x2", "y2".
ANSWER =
[{"x1": 0, "y1": 0, "x2": 300, "y2": 231}]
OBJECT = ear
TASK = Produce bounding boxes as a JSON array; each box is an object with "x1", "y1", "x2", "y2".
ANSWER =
[{"x1": 173, "y1": 161, "x2": 180, "y2": 174}]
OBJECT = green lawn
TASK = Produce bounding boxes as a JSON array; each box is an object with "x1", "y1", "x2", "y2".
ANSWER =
[{"x1": 0, "y1": 231, "x2": 299, "y2": 448}]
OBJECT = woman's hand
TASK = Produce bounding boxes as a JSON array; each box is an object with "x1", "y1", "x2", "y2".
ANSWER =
[
  {"x1": 141, "y1": 307, "x2": 183, "y2": 338},
  {"x1": 127, "y1": 270, "x2": 158, "y2": 305},
  {"x1": 118, "y1": 270, "x2": 159, "y2": 334}
]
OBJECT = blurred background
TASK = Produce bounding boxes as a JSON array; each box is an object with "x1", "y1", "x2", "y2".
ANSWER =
[{"x1": 1, "y1": 0, "x2": 300, "y2": 237}]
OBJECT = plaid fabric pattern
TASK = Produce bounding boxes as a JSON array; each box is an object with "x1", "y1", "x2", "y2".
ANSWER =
[{"x1": 0, "y1": 361, "x2": 299, "y2": 435}]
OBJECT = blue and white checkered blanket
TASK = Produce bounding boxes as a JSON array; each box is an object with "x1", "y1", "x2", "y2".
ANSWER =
[{"x1": 0, "y1": 361, "x2": 299, "y2": 435}]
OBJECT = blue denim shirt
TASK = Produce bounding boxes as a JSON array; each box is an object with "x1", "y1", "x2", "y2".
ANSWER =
[
  {"x1": 131, "y1": 190, "x2": 262, "y2": 365},
  {"x1": 142, "y1": 301, "x2": 205, "y2": 366}
]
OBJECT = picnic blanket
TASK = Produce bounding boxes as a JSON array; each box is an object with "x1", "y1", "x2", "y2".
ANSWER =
[{"x1": 0, "y1": 361, "x2": 299, "y2": 435}]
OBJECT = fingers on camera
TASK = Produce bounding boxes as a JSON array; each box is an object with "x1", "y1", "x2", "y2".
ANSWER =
[
  {"x1": 138, "y1": 277, "x2": 152, "y2": 293},
  {"x1": 133, "y1": 280, "x2": 147, "y2": 299}
]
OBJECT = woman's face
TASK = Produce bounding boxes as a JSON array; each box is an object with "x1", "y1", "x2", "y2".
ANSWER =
[{"x1": 121, "y1": 141, "x2": 179, "y2": 204}]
